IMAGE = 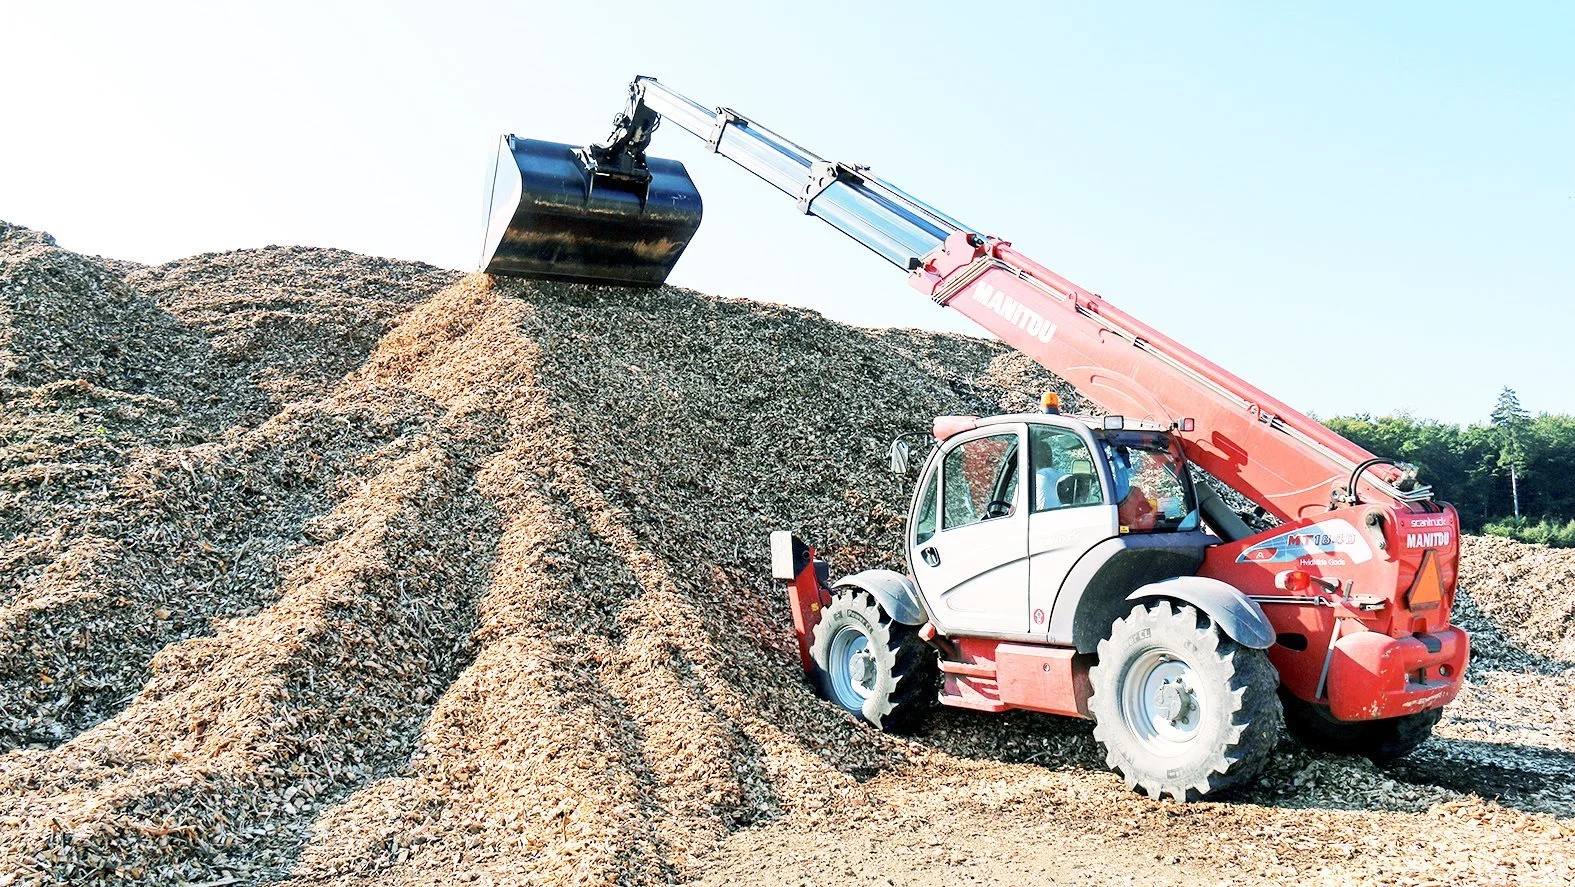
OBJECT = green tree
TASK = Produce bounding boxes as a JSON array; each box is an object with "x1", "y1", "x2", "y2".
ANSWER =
[
  {"x1": 1490, "y1": 387, "x2": 1528, "y2": 517},
  {"x1": 1490, "y1": 386, "x2": 1529, "y2": 428},
  {"x1": 1321, "y1": 390, "x2": 1575, "y2": 544},
  {"x1": 1519, "y1": 413, "x2": 1575, "y2": 520},
  {"x1": 1325, "y1": 413, "x2": 1497, "y2": 527}
]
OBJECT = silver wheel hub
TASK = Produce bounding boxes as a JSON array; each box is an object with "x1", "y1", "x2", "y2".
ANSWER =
[
  {"x1": 1153, "y1": 680, "x2": 1192, "y2": 723},
  {"x1": 1120, "y1": 651, "x2": 1206, "y2": 752},
  {"x1": 828, "y1": 625, "x2": 878, "y2": 707},
  {"x1": 849, "y1": 648, "x2": 877, "y2": 688}
]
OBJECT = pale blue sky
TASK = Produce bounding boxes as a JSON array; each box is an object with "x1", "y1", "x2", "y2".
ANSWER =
[{"x1": 2, "y1": 2, "x2": 1569, "y2": 423}]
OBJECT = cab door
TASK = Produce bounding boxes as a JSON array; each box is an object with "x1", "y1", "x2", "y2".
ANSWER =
[
  {"x1": 1024, "y1": 422, "x2": 1119, "y2": 636},
  {"x1": 908, "y1": 426, "x2": 1030, "y2": 636}
]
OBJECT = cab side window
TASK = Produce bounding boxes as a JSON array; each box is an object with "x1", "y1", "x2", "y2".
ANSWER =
[
  {"x1": 913, "y1": 469, "x2": 939, "y2": 545},
  {"x1": 1029, "y1": 425, "x2": 1104, "y2": 511},
  {"x1": 942, "y1": 433, "x2": 1019, "y2": 530}
]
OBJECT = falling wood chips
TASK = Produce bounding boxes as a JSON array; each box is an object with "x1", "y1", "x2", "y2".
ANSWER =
[{"x1": 1, "y1": 219, "x2": 1573, "y2": 885}]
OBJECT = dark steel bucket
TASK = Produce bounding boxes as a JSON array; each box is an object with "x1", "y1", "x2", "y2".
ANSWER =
[{"x1": 478, "y1": 136, "x2": 703, "y2": 286}]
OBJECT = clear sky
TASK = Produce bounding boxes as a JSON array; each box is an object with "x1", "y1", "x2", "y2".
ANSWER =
[{"x1": 2, "y1": 2, "x2": 1570, "y2": 424}]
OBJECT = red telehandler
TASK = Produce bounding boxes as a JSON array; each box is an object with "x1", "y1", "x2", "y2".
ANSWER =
[{"x1": 480, "y1": 77, "x2": 1469, "y2": 799}]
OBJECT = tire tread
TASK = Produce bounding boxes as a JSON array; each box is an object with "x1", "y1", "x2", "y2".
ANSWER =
[
  {"x1": 1089, "y1": 601, "x2": 1281, "y2": 800},
  {"x1": 808, "y1": 590, "x2": 937, "y2": 733}
]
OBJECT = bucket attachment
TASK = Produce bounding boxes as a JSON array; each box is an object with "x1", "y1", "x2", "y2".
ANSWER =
[{"x1": 479, "y1": 135, "x2": 703, "y2": 286}]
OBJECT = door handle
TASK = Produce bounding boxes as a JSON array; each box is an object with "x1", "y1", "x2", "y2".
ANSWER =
[{"x1": 920, "y1": 546, "x2": 941, "y2": 567}]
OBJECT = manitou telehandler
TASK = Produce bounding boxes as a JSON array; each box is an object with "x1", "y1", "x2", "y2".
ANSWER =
[{"x1": 479, "y1": 77, "x2": 1469, "y2": 800}]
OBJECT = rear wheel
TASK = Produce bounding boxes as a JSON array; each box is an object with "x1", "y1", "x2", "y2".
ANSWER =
[
  {"x1": 1281, "y1": 693, "x2": 1441, "y2": 763},
  {"x1": 808, "y1": 590, "x2": 937, "y2": 732},
  {"x1": 1089, "y1": 600, "x2": 1281, "y2": 800}
]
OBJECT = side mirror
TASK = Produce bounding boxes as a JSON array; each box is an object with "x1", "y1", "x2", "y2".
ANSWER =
[{"x1": 888, "y1": 438, "x2": 912, "y2": 475}]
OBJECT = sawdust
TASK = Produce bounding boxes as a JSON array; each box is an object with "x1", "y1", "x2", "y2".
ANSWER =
[{"x1": 1, "y1": 221, "x2": 1572, "y2": 885}]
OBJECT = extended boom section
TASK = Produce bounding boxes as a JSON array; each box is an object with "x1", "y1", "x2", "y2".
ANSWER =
[{"x1": 629, "y1": 78, "x2": 962, "y2": 269}]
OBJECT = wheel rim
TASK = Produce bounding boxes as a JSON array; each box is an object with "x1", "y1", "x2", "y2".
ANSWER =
[
  {"x1": 828, "y1": 624, "x2": 877, "y2": 709},
  {"x1": 1118, "y1": 648, "x2": 1206, "y2": 754}
]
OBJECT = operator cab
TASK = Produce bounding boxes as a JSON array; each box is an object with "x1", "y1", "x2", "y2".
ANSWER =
[
  {"x1": 904, "y1": 412, "x2": 1203, "y2": 638},
  {"x1": 1095, "y1": 427, "x2": 1201, "y2": 533}
]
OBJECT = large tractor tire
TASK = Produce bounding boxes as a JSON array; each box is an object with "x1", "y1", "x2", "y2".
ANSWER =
[
  {"x1": 1090, "y1": 600, "x2": 1281, "y2": 800},
  {"x1": 1281, "y1": 693, "x2": 1442, "y2": 763},
  {"x1": 808, "y1": 589, "x2": 937, "y2": 733}
]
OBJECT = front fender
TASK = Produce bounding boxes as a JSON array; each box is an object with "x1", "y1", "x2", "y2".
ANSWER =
[
  {"x1": 835, "y1": 570, "x2": 927, "y2": 626},
  {"x1": 1127, "y1": 576, "x2": 1274, "y2": 649}
]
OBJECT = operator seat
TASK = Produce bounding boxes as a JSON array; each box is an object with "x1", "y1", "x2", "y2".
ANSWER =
[{"x1": 1057, "y1": 473, "x2": 1101, "y2": 506}]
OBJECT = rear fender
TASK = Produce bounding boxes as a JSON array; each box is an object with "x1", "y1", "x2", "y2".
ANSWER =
[
  {"x1": 835, "y1": 570, "x2": 927, "y2": 626},
  {"x1": 1127, "y1": 577, "x2": 1275, "y2": 649}
]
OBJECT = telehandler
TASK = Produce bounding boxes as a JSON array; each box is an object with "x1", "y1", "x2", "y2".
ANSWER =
[{"x1": 480, "y1": 77, "x2": 1468, "y2": 799}]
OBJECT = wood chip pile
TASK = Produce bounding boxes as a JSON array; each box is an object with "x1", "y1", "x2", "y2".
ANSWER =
[
  {"x1": 1460, "y1": 534, "x2": 1575, "y2": 664},
  {"x1": 2, "y1": 221, "x2": 1572, "y2": 885}
]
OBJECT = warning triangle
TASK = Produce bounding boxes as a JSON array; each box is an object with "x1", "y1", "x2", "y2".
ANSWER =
[{"x1": 1406, "y1": 549, "x2": 1445, "y2": 612}]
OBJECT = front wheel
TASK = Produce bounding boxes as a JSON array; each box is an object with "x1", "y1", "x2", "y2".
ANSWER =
[
  {"x1": 808, "y1": 590, "x2": 937, "y2": 733},
  {"x1": 1281, "y1": 692, "x2": 1441, "y2": 763},
  {"x1": 1089, "y1": 600, "x2": 1281, "y2": 800}
]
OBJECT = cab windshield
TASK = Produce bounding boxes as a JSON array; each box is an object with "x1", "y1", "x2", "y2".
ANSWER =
[{"x1": 1098, "y1": 430, "x2": 1200, "y2": 533}]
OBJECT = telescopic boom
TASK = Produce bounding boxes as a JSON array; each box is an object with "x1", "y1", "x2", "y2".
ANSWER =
[{"x1": 480, "y1": 76, "x2": 1432, "y2": 526}]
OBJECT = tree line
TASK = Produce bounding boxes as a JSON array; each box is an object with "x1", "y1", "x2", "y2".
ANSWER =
[{"x1": 1324, "y1": 388, "x2": 1575, "y2": 546}]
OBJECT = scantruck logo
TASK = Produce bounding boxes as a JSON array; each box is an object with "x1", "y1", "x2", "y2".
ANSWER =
[
  {"x1": 1404, "y1": 516, "x2": 1454, "y2": 549},
  {"x1": 971, "y1": 282, "x2": 1057, "y2": 343}
]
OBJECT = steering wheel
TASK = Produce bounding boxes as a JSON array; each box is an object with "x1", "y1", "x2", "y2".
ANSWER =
[{"x1": 984, "y1": 499, "x2": 1014, "y2": 519}]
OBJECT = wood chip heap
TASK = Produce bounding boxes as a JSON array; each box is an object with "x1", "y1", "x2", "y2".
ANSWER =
[{"x1": 2, "y1": 220, "x2": 1572, "y2": 885}]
